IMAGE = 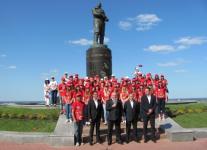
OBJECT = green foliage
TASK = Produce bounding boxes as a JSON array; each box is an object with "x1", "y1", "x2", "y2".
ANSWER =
[
  {"x1": 0, "y1": 106, "x2": 59, "y2": 132},
  {"x1": 8, "y1": 113, "x2": 17, "y2": 119},
  {"x1": 0, "y1": 106, "x2": 59, "y2": 121},
  {"x1": 166, "y1": 102, "x2": 207, "y2": 117},
  {"x1": 173, "y1": 112, "x2": 207, "y2": 128}
]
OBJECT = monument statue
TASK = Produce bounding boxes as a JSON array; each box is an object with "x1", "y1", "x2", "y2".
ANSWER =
[
  {"x1": 92, "y1": 3, "x2": 109, "y2": 45},
  {"x1": 87, "y1": 3, "x2": 112, "y2": 78}
]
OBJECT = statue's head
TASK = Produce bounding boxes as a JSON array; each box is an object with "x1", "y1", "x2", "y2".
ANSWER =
[{"x1": 96, "y1": 2, "x2": 102, "y2": 8}]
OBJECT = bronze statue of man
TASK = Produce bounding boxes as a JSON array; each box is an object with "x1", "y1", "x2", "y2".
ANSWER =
[{"x1": 92, "y1": 3, "x2": 109, "y2": 45}]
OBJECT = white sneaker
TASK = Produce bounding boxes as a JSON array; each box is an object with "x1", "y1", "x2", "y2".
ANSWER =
[
  {"x1": 69, "y1": 119, "x2": 72, "y2": 123},
  {"x1": 104, "y1": 122, "x2": 107, "y2": 125},
  {"x1": 87, "y1": 121, "x2": 90, "y2": 125},
  {"x1": 65, "y1": 119, "x2": 69, "y2": 123},
  {"x1": 75, "y1": 143, "x2": 79, "y2": 147}
]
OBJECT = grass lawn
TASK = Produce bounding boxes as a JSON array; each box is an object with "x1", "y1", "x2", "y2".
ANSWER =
[
  {"x1": 0, "y1": 119, "x2": 57, "y2": 132},
  {"x1": 173, "y1": 112, "x2": 207, "y2": 128},
  {"x1": 166, "y1": 102, "x2": 207, "y2": 111},
  {"x1": 166, "y1": 102, "x2": 207, "y2": 128},
  {"x1": 0, "y1": 106, "x2": 59, "y2": 132}
]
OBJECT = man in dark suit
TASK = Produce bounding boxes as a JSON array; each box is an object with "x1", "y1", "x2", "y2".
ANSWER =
[
  {"x1": 124, "y1": 93, "x2": 140, "y2": 143},
  {"x1": 106, "y1": 92, "x2": 123, "y2": 145},
  {"x1": 88, "y1": 91, "x2": 103, "y2": 145},
  {"x1": 141, "y1": 87, "x2": 157, "y2": 143}
]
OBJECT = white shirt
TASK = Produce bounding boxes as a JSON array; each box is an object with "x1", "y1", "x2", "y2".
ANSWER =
[
  {"x1": 147, "y1": 95, "x2": 151, "y2": 104},
  {"x1": 93, "y1": 99, "x2": 98, "y2": 108},
  {"x1": 49, "y1": 80, "x2": 58, "y2": 91},
  {"x1": 130, "y1": 100, "x2": 134, "y2": 108}
]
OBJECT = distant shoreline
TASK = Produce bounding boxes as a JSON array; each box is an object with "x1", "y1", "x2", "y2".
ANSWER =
[{"x1": 0, "y1": 98, "x2": 207, "y2": 106}]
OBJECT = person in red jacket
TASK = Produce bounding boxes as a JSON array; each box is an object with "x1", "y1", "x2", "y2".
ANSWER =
[
  {"x1": 156, "y1": 82, "x2": 167, "y2": 121},
  {"x1": 72, "y1": 92, "x2": 85, "y2": 147},
  {"x1": 58, "y1": 77, "x2": 67, "y2": 114},
  {"x1": 64, "y1": 83, "x2": 74, "y2": 123}
]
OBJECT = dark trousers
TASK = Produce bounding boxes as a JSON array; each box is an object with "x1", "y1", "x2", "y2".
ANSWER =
[
  {"x1": 107, "y1": 120, "x2": 121, "y2": 143},
  {"x1": 89, "y1": 119, "x2": 101, "y2": 143},
  {"x1": 84, "y1": 104, "x2": 89, "y2": 123},
  {"x1": 51, "y1": 90, "x2": 58, "y2": 105},
  {"x1": 143, "y1": 115, "x2": 156, "y2": 140},
  {"x1": 157, "y1": 99, "x2": 165, "y2": 114},
  {"x1": 126, "y1": 120, "x2": 138, "y2": 141},
  {"x1": 74, "y1": 121, "x2": 83, "y2": 145}
]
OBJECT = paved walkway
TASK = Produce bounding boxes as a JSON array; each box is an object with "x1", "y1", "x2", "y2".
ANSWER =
[{"x1": 0, "y1": 138, "x2": 207, "y2": 150}]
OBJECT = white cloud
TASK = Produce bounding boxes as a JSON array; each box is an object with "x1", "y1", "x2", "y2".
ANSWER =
[
  {"x1": 8, "y1": 65, "x2": 17, "y2": 69},
  {"x1": 118, "y1": 21, "x2": 132, "y2": 30},
  {"x1": 66, "y1": 37, "x2": 110, "y2": 46},
  {"x1": 144, "y1": 44, "x2": 175, "y2": 53},
  {"x1": 67, "y1": 38, "x2": 93, "y2": 46},
  {"x1": 145, "y1": 36, "x2": 207, "y2": 53},
  {"x1": 0, "y1": 54, "x2": 7, "y2": 58},
  {"x1": 174, "y1": 69, "x2": 187, "y2": 73},
  {"x1": 119, "y1": 13, "x2": 162, "y2": 31},
  {"x1": 175, "y1": 36, "x2": 207, "y2": 46},
  {"x1": 157, "y1": 59, "x2": 188, "y2": 67}
]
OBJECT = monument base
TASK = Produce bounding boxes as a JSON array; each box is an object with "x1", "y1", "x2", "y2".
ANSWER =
[{"x1": 86, "y1": 44, "x2": 112, "y2": 78}]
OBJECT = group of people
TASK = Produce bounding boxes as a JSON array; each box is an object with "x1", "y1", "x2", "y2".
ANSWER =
[{"x1": 43, "y1": 72, "x2": 168, "y2": 146}]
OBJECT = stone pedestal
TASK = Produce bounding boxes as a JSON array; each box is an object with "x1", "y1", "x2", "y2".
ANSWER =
[{"x1": 86, "y1": 45, "x2": 112, "y2": 78}]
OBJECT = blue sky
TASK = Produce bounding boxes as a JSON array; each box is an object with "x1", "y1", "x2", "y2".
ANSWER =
[{"x1": 0, "y1": 0, "x2": 207, "y2": 101}]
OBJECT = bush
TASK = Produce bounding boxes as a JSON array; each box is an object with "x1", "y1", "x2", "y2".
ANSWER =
[
  {"x1": 37, "y1": 114, "x2": 48, "y2": 120},
  {"x1": 176, "y1": 108, "x2": 185, "y2": 115},
  {"x1": 8, "y1": 113, "x2": 17, "y2": 119},
  {"x1": 16, "y1": 113, "x2": 25, "y2": 119},
  {"x1": 186, "y1": 108, "x2": 194, "y2": 113},
  {"x1": 27, "y1": 114, "x2": 37, "y2": 120},
  {"x1": 1, "y1": 113, "x2": 9, "y2": 118},
  {"x1": 194, "y1": 108, "x2": 203, "y2": 113}
]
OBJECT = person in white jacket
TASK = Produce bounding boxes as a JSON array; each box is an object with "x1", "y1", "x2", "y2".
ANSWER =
[
  {"x1": 49, "y1": 76, "x2": 58, "y2": 106},
  {"x1": 44, "y1": 79, "x2": 50, "y2": 107}
]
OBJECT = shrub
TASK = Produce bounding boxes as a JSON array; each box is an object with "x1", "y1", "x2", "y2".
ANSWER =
[
  {"x1": 16, "y1": 113, "x2": 25, "y2": 119},
  {"x1": 176, "y1": 108, "x2": 185, "y2": 115},
  {"x1": 1, "y1": 113, "x2": 9, "y2": 118},
  {"x1": 37, "y1": 114, "x2": 48, "y2": 120},
  {"x1": 27, "y1": 114, "x2": 37, "y2": 120},
  {"x1": 8, "y1": 113, "x2": 17, "y2": 119},
  {"x1": 186, "y1": 108, "x2": 194, "y2": 113},
  {"x1": 194, "y1": 108, "x2": 203, "y2": 113}
]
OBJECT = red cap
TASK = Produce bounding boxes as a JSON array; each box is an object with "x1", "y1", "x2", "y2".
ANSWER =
[
  {"x1": 61, "y1": 77, "x2": 65, "y2": 81},
  {"x1": 76, "y1": 92, "x2": 82, "y2": 97}
]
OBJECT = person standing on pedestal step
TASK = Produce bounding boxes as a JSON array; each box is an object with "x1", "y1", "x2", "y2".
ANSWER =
[
  {"x1": 141, "y1": 87, "x2": 157, "y2": 143},
  {"x1": 106, "y1": 92, "x2": 123, "y2": 145},
  {"x1": 72, "y1": 92, "x2": 85, "y2": 147},
  {"x1": 88, "y1": 91, "x2": 103, "y2": 145},
  {"x1": 43, "y1": 79, "x2": 50, "y2": 107},
  {"x1": 101, "y1": 85, "x2": 110, "y2": 125},
  {"x1": 124, "y1": 93, "x2": 140, "y2": 143},
  {"x1": 155, "y1": 82, "x2": 168, "y2": 122},
  {"x1": 49, "y1": 76, "x2": 58, "y2": 107},
  {"x1": 58, "y1": 77, "x2": 67, "y2": 114}
]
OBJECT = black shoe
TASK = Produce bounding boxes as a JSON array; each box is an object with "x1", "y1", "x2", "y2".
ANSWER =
[
  {"x1": 152, "y1": 139, "x2": 157, "y2": 143},
  {"x1": 108, "y1": 141, "x2": 112, "y2": 145},
  {"x1": 144, "y1": 139, "x2": 148, "y2": 143},
  {"x1": 89, "y1": 142, "x2": 93, "y2": 145},
  {"x1": 117, "y1": 140, "x2": 123, "y2": 145}
]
